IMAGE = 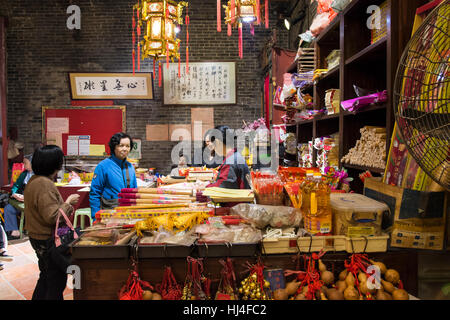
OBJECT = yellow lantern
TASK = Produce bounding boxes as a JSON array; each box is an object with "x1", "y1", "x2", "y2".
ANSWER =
[{"x1": 132, "y1": 0, "x2": 188, "y2": 85}]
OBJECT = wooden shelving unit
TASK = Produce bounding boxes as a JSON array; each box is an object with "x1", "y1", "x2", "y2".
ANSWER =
[{"x1": 288, "y1": 0, "x2": 427, "y2": 192}]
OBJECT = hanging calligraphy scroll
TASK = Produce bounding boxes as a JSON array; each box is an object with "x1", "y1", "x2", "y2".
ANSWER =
[
  {"x1": 163, "y1": 61, "x2": 236, "y2": 105},
  {"x1": 69, "y1": 72, "x2": 154, "y2": 100}
]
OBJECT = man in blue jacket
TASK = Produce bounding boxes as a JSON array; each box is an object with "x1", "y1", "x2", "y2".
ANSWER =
[{"x1": 89, "y1": 133, "x2": 137, "y2": 220}]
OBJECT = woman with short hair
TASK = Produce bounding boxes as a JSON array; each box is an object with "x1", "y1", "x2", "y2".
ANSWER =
[
  {"x1": 89, "y1": 132, "x2": 137, "y2": 219},
  {"x1": 24, "y1": 145, "x2": 80, "y2": 300}
]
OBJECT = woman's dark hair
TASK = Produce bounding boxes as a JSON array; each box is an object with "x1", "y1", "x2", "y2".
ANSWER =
[
  {"x1": 212, "y1": 125, "x2": 235, "y2": 147},
  {"x1": 109, "y1": 132, "x2": 133, "y2": 156},
  {"x1": 32, "y1": 145, "x2": 64, "y2": 176}
]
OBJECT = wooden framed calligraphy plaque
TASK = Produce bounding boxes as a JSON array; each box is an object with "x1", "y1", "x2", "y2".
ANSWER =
[
  {"x1": 69, "y1": 72, "x2": 154, "y2": 100},
  {"x1": 163, "y1": 61, "x2": 236, "y2": 105}
]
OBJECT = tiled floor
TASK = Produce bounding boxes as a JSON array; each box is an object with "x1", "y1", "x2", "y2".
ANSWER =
[{"x1": 0, "y1": 237, "x2": 73, "y2": 300}]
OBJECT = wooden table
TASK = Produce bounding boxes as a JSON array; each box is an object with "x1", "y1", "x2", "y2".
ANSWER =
[{"x1": 72, "y1": 250, "x2": 418, "y2": 300}]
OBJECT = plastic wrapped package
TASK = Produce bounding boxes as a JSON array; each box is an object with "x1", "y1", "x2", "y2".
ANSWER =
[
  {"x1": 231, "y1": 204, "x2": 303, "y2": 229},
  {"x1": 139, "y1": 228, "x2": 198, "y2": 246},
  {"x1": 197, "y1": 224, "x2": 262, "y2": 244}
]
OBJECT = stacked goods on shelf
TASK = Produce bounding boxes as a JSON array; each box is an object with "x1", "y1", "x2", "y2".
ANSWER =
[
  {"x1": 314, "y1": 134, "x2": 339, "y2": 172},
  {"x1": 118, "y1": 187, "x2": 195, "y2": 206},
  {"x1": 325, "y1": 89, "x2": 340, "y2": 115},
  {"x1": 341, "y1": 126, "x2": 387, "y2": 170},
  {"x1": 371, "y1": 0, "x2": 389, "y2": 44},
  {"x1": 325, "y1": 50, "x2": 340, "y2": 70},
  {"x1": 297, "y1": 47, "x2": 316, "y2": 73},
  {"x1": 202, "y1": 187, "x2": 254, "y2": 203},
  {"x1": 298, "y1": 143, "x2": 314, "y2": 168}
]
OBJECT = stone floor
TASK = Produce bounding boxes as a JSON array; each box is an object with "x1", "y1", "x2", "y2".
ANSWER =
[{"x1": 0, "y1": 237, "x2": 73, "y2": 300}]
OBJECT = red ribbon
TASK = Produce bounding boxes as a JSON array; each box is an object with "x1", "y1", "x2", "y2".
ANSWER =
[
  {"x1": 256, "y1": 0, "x2": 261, "y2": 25},
  {"x1": 158, "y1": 61, "x2": 162, "y2": 87},
  {"x1": 231, "y1": 0, "x2": 235, "y2": 24},
  {"x1": 238, "y1": 23, "x2": 243, "y2": 59},
  {"x1": 227, "y1": 23, "x2": 232, "y2": 36},
  {"x1": 217, "y1": 0, "x2": 222, "y2": 32},
  {"x1": 265, "y1": 0, "x2": 269, "y2": 28},
  {"x1": 137, "y1": 9, "x2": 140, "y2": 71}
]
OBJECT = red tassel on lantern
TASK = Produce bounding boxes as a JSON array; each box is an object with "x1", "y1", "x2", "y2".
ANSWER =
[
  {"x1": 166, "y1": 42, "x2": 170, "y2": 68},
  {"x1": 231, "y1": 0, "x2": 235, "y2": 23},
  {"x1": 227, "y1": 23, "x2": 232, "y2": 36},
  {"x1": 217, "y1": 0, "x2": 221, "y2": 32},
  {"x1": 132, "y1": 50, "x2": 136, "y2": 75},
  {"x1": 238, "y1": 23, "x2": 243, "y2": 59},
  {"x1": 137, "y1": 9, "x2": 140, "y2": 71},
  {"x1": 159, "y1": 61, "x2": 162, "y2": 87},
  {"x1": 256, "y1": 0, "x2": 261, "y2": 25},
  {"x1": 265, "y1": 0, "x2": 269, "y2": 28},
  {"x1": 153, "y1": 59, "x2": 156, "y2": 80},
  {"x1": 185, "y1": 9, "x2": 189, "y2": 75},
  {"x1": 250, "y1": 24, "x2": 254, "y2": 36},
  {"x1": 132, "y1": 10, "x2": 136, "y2": 75}
]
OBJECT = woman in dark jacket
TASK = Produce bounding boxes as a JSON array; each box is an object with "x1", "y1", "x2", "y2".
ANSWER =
[{"x1": 206, "y1": 126, "x2": 250, "y2": 190}]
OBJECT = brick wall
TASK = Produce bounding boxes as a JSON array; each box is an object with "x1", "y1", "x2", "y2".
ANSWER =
[{"x1": 0, "y1": 0, "x2": 288, "y2": 174}]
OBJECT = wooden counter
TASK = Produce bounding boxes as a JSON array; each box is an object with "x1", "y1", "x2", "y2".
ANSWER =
[{"x1": 72, "y1": 250, "x2": 418, "y2": 300}]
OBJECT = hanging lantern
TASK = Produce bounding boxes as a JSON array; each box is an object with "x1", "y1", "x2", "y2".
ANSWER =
[
  {"x1": 133, "y1": 0, "x2": 188, "y2": 86},
  {"x1": 219, "y1": 0, "x2": 268, "y2": 59}
]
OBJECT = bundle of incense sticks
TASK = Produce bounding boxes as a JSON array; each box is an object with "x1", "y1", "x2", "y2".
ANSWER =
[
  {"x1": 118, "y1": 198, "x2": 189, "y2": 206},
  {"x1": 250, "y1": 172, "x2": 285, "y2": 205},
  {"x1": 118, "y1": 193, "x2": 194, "y2": 202},
  {"x1": 284, "y1": 182, "x2": 302, "y2": 209},
  {"x1": 121, "y1": 187, "x2": 193, "y2": 196}
]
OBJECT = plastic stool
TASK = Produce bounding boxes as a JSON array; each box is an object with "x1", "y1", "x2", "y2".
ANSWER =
[{"x1": 73, "y1": 208, "x2": 92, "y2": 229}]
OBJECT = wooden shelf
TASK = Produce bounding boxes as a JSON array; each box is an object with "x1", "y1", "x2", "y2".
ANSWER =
[
  {"x1": 315, "y1": 15, "x2": 341, "y2": 44},
  {"x1": 315, "y1": 113, "x2": 340, "y2": 121},
  {"x1": 342, "y1": 163, "x2": 385, "y2": 174},
  {"x1": 345, "y1": 37, "x2": 387, "y2": 66},
  {"x1": 315, "y1": 65, "x2": 340, "y2": 83},
  {"x1": 296, "y1": 118, "x2": 315, "y2": 125}
]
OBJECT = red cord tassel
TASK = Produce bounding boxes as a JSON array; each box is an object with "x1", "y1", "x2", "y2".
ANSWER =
[
  {"x1": 238, "y1": 23, "x2": 243, "y2": 59},
  {"x1": 137, "y1": 9, "x2": 140, "y2": 71},
  {"x1": 217, "y1": 0, "x2": 221, "y2": 32},
  {"x1": 186, "y1": 47, "x2": 189, "y2": 74},
  {"x1": 256, "y1": 0, "x2": 261, "y2": 25},
  {"x1": 231, "y1": 0, "x2": 235, "y2": 23},
  {"x1": 265, "y1": 0, "x2": 269, "y2": 28},
  {"x1": 250, "y1": 24, "x2": 254, "y2": 36},
  {"x1": 158, "y1": 61, "x2": 162, "y2": 87},
  {"x1": 227, "y1": 23, "x2": 232, "y2": 36},
  {"x1": 166, "y1": 42, "x2": 169, "y2": 68},
  {"x1": 132, "y1": 50, "x2": 135, "y2": 75}
]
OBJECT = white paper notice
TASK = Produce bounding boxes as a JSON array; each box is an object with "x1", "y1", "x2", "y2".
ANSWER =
[
  {"x1": 67, "y1": 137, "x2": 79, "y2": 155},
  {"x1": 78, "y1": 135, "x2": 90, "y2": 156},
  {"x1": 47, "y1": 118, "x2": 69, "y2": 133}
]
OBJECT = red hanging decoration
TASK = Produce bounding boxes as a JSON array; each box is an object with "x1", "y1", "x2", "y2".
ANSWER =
[
  {"x1": 158, "y1": 61, "x2": 162, "y2": 87},
  {"x1": 137, "y1": 9, "x2": 141, "y2": 71},
  {"x1": 265, "y1": 0, "x2": 269, "y2": 28},
  {"x1": 185, "y1": 9, "x2": 190, "y2": 74},
  {"x1": 132, "y1": 9, "x2": 136, "y2": 75},
  {"x1": 156, "y1": 266, "x2": 182, "y2": 300},
  {"x1": 238, "y1": 23, "x2": 243, "y2": 59},
  {"x1": 166, "y1": 42, "x2": 170, "y2": 68},
  {"x1": 118, "y1": 261, "x2": 153, "y2": 300},
  {"x1": 227, "y1": 23, "x2": 232, "y2": 36},
  {"x1": 231, "y1": 0, "x2": 235, "y2": 23},
  {"x1": 256, "y1": 0, "x2": 261, "y2": 25},
  {"x1": 217, "y1": 0, "x2": 222, "y2": 32},
  {"x1": 153, "y1": 59, "x2": 156, "y2": 79},
  {"x1": 250, "y1": 23, "x2": 254, "y2": 36}
]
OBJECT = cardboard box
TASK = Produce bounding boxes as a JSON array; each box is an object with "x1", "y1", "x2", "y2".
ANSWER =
[{"x1": 364, "y1": 178, "x2": 448, "y2": 250}]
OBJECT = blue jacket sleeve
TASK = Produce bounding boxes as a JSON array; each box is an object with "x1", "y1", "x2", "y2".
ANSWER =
[{"x1": 89, "y1": 164, "x2": 106, "y2": 218}]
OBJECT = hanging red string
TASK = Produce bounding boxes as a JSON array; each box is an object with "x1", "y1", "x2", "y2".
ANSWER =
[
  {"x1": 217, "y1": 0, "x2": 222, "y2": 32},
  {"x1": 158, "y1": 61, "x2": 162, "y2": 87},
  {"x1": 265, "y1": 0, "x2": 269, "y2": 28},
  {"x1": 238, "y1": 23, "x2": 243, "y2": 59},
  {"x1": 227, "y1": 23, "x2": 232, "y2": 36},
  {"x1": 256, "y1": 0, "x2": 261, "y2": 25},
  {"x1": 178, "y1": 43, "x2": 181, "y2": 78},
  {"x1": 132, "y1": 8, "x2": 136, "y2": 75},
  {"x1": 137, "y1": 8, "x2": 141, "y2": 71},
  {"x1": 153, "y1": 59, "x2": 156, "y2": 80},
  {"x1": 250, "y1": 23, "x2": 254, "y2": 36},
  {"x1": 185, "y1": 7, "x2": 190, "y2": 74},
  {"x1": 231, "y1": 0, "x2": 235, "y2": 24}
]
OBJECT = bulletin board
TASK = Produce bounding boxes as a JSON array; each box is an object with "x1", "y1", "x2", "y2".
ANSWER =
[{"x1": 42, "y1": 106, "x2": 126, "y2": 156}]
